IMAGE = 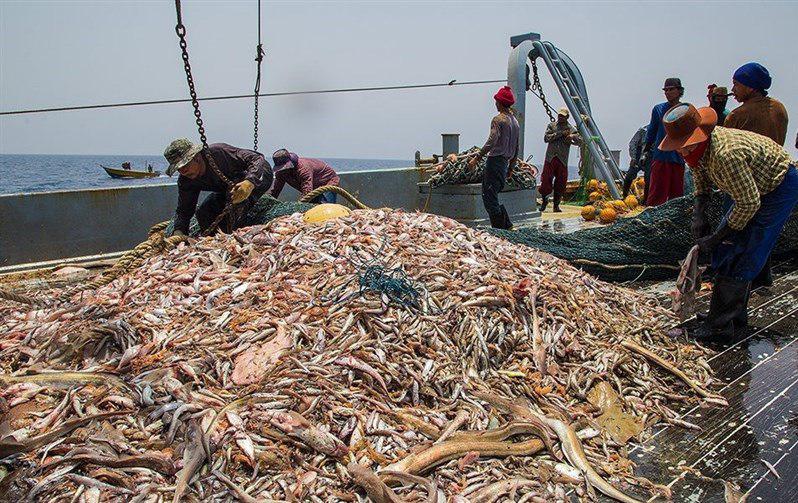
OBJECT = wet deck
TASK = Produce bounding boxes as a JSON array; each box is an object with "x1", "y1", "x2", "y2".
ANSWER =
[{"x1": 600, "y1": 258, "x2": 798, "y2": 502}]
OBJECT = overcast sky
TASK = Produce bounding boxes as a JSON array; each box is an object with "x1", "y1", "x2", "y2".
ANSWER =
[{"x1": 1, "y1": 1, "x2": 796, "y2": 165}]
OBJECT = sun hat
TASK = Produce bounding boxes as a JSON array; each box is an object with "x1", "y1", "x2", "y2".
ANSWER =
[
  {"x1": 658, "y1": 104, "x2": 718, "y2": 152},
  {"x1": 662, "y1": 77, "x2": 683, "y2": 90},
  {"x1": 272, "y1": 149, "x2": 299, "y2": 172},
  {"x1": 164, "y1": 138, "x2": 203, "y2": 176},
  {"x1": 557, "y1": 107, "x2": 569, "y2": 117}
]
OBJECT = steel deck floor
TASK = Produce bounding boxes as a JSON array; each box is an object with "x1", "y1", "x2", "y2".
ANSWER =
[{"x1": 591, "y1": 259, "x2": 798, "y2": 502}]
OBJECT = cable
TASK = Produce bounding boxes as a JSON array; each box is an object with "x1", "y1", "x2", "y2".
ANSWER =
[{"x1": 0, "y1": 79, "x2": 506, "y2": 116}]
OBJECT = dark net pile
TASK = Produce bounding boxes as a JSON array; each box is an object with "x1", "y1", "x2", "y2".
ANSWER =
[
  {"x1": 166, "y1": 194, "x2": 797, "y2": 283},
  {"x1": 165, "y1": 196, "x2": 314, "y2": 236},
  {"x1": 491, "y1": 192, "x2": 798, "y2": 281},
  {"x1": 426, "y1": 147, "x2": 537, "y2": 190}
]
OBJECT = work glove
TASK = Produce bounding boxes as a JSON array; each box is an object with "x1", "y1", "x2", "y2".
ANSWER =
[
  {"x1": 231, "y1": 180, "x2": 255, "y2": 204},
  {"x1": 697, "y1": 223, "x2": 733, "y2": 255},
  {"x1": 691, "y1": 193, "x2": 711, "y2": 240}
]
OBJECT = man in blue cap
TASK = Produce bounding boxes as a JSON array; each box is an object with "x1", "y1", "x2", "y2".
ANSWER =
[
  {"x1": 725, "y1": 62, "x2": 788, "y2": 146},
  {"x1": 723, "y1": 62, "x2": 789, "y2": 288}
]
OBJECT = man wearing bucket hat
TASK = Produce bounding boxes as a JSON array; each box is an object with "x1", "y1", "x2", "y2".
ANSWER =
[
  {"x1": 706, "y1": 84, "x2": 731, "y2": 126},
  {"x1": 267, "y1": 149, "x2": 340, "y2": 203},
  {"x1": 164, "y1": 139, "x2": 272, "y2": 236},
  {"x1": 641, "y1": 78, "x2": 687, "y2": 206},
  {"x1": 659, "y1": 103, "x2": 798, "y2": 340},
  {"x1": 539, "y1": 107, "x2": 581, "y2": 213},
  {"x1": 467, "y1": 85, "x2": 520, "y2": 229},
  {"x1": 723, "y1": 63, "x2": 789, "y2": 289}
]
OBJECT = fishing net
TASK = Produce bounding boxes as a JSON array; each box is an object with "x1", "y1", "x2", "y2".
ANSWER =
[
  {"x1": 164, "y1": 195, "x2": 313, "y2": 236},
  {"x1": 565, "y1": 141, "x2": 595, "y2": 204},
  {"x1": 491, "y1": 192, "x2": 798, "y2": 282},
  {"x1": 426, "y1": 147, "x2": 537, "y2": 190},
  {"x1": 165, "y1": 192, "x2": 797, "y2": 283}
]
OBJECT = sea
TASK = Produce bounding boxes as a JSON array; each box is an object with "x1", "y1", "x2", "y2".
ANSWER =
[
  {"x1": 0, "y1": 154, "x2": 414, "y2": 195},
  {"x1": 0, "y1": 154, "x2": 581, "y2": 196}
]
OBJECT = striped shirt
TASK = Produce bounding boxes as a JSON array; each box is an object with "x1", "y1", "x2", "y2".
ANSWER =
[{"x1": 694, "y1": 126, "x2": 794, "y2": 230}]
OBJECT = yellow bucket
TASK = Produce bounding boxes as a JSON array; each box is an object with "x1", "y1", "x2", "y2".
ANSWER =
[{"x1": 302, "y1": 203, "x2": 351, "y2": 224}]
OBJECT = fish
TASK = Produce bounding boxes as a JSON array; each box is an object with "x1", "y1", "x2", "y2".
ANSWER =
[{"x1": 672, "y1": 244, "x2": 704, "y2": 321}]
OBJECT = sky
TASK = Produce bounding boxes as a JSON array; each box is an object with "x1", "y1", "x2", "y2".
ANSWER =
[{"x1": 1, "y1": 0, "x2": 797, "y2": 166}]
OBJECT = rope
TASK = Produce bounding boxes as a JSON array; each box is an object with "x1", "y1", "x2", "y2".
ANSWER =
[
  {"x1": 299, "y1": 185, "x2": 369, "y2": 209},
  {"x1": 0, "y1": 288, "x2": 43, "y2": 306},
  {"x1": 0, "y1": 80, "x2": 506, "y2": 116},
  {"x1": 59, "y1": 221, "x2": 185, "y2": 301}
]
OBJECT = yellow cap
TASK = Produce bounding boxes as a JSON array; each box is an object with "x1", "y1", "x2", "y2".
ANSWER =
[{"x1": 302, "y1": 203, "x2": 352, "y2": 224}]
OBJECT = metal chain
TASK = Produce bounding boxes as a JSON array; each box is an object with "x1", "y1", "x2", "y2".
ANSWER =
[
  {"x1": 529, "y1": 59, "x2": 555, "y2": 122},
  {"x1": 253, "y1": 0, "x2": 265, "y2": 151},
  {"x1": 174, "y1": 0, "x2": 237, "y2": 235}
]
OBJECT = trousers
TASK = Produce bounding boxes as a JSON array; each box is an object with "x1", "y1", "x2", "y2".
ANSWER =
[
  {"x1": 539, "y1": 157, "x2": 568, "y2": 198},
  {"x1": 712, "y1": 166, "x2": 798, "y2": 281},
  {"x1": 648, "y1": 160, "x2": 684, "y2": 206},
  {"x1": 308, "y1": 191, "x2": 337, "y2": 204},
  {"x1": 196, "y1": 185, "x2": 268, "y2": 234},
  {"x1": 482, "y1": 155, "x2": 509, "y2": 218}
]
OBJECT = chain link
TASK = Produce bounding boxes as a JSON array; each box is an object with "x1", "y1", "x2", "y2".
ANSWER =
[
  {"x1": 174, "y1": 1, "x2": 238, "y2": 236},
  {"x1": 529, "y1": 59, "x2": 555, "y2": 122},
  {"x1": 253, "y1": 43, "x2": 264, "y2": 151}
]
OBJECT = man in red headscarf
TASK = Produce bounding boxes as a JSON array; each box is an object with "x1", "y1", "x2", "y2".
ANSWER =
[{"x1": 468, "y1": 85, "x2": 520, "y2": 229}]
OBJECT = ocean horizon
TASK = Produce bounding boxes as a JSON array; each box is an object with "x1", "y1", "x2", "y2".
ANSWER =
[{"x1": 0, "y1": 154, "x2": 414, "y2": 195}]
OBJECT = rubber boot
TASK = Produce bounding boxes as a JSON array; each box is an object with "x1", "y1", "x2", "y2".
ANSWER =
[
  {"x1": 751, "y1": 257, "x2": 773, "y2": 289},
  {"x1": 488, "y1": 211, "x2": 504, "y2": 229},
  {"x1": 694, "y1": 276, "x2": 750, "y2": 341},
  {"x1": 622, "y1": 176, "x2": 633, "y2": 199},
  {"x1": 499, "y1": 205, "x2": 513, "y2": 230},
  {"x1": 539, "y1": 195, "x2": 549, "y2": 213},
  {"x1": 553, "y1": 194, "x2": 562, "y2": 213}
]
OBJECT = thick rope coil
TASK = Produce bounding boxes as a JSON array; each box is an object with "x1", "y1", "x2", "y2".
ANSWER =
[
  {"x1": 299, "y1": 185, "x2": 370, "y2": 209},
  {"x1": 0, "y1": 288, "x2": 44, "y2": 307},
  {"x1": 59, "y1": 222, "x2": 185, "y2": 302}
]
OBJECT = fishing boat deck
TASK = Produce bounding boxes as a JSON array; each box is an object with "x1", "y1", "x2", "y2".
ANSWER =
[{"x1": 1, "y1": 212, "x2": 796, "y2": 502}]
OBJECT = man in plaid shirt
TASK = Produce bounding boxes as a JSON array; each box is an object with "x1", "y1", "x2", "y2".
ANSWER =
[{"x1": 659, "y1": 103, "x2": 798, "y2": 340}]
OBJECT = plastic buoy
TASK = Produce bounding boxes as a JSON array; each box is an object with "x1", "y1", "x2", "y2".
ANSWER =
[{"x1": 302, "y1": 203, "x2": 351, "y2": 224}]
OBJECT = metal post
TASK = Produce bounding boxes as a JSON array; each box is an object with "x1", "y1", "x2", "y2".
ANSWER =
[
  {"x1": 441, "y1": 134, "x2": 460, "y2": 157},
  {"x1": 507, "y1": 33, "x2": 541, "y2": 161}
]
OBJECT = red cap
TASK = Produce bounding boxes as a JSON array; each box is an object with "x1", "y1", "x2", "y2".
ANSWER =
[{"x1": 494, "y1": 86, "x2": 515, "y2": 106}]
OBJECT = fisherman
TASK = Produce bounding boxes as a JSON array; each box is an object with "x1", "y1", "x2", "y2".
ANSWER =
[
  {"x1": 725, "y1": 62, "x2": 788, "y2": 146},
  {"x1": 641, "y1": 78, "x2": 686, "y2": 206},
  {"x1": 467, "y1": 85, "x2": 520, "y2": 229},
  {"x1": 268, "y1": 149, "x2": 340, "y2": 203},
  {"x1": 164, "y1": 138, "x2": 273, "y2": 237},
  {"x1": 147, "y1": 164, "x2": 154, "y2": 173},
  {"x1": 706, "y1": 84, "x2": 731, "y2": 126},
  {"x1": 722, "y1": 62, "x2": 789, "y2": 289},
  {"x1": 622, "y1": 124, "x2": 650, "y2": 203},
  {"x1": 659, "y1": 103, "x2": 798, "y2": 339},
  {"x1": 539, "y1": 107, "x2": 580, "y2": 212}
]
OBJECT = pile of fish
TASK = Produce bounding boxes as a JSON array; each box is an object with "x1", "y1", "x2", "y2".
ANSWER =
[
  {"x1": 0, "y1": 209, "x2": 724, "y2": 502},
  {"x1": 426, "y1": 147, "x2": 538, "y2": 189}
]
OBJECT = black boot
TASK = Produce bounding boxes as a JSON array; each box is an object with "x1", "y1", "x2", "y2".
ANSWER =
[
  {"x1": 488, "y1": 211, "x2": 504, "y2": 229},
  {"x1": 694, "y1": 276, "x2": 750, "y2": 341},
  {"x1": 751, "y1": 257, "x2": 773, "y2": 289},
  {"x1": 622, "y1": 176, "x2": 633, "y2": 199},
  {"x1": 499, "y1": 205, "x2": 513, "y2": 230},
  {"x1": 553, "y1": 194, "x2": 562, "y2": 213},
  {"x1": 539, "y1": 195, "x2": 549, "y2": 213}
]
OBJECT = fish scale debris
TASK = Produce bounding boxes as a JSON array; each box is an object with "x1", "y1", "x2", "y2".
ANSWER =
[{"x1": 0, "y1": 208, "x2": 719, "y2": 502}]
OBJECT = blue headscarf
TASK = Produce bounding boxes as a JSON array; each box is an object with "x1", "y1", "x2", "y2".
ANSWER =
[{"x1": 733, "y1": 62, "x2": 771, "y2": 96}]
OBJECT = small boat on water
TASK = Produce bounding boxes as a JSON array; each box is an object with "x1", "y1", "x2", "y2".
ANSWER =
[{"x1": 101, "y1": 162, "x2": 161, "y2": 179}]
